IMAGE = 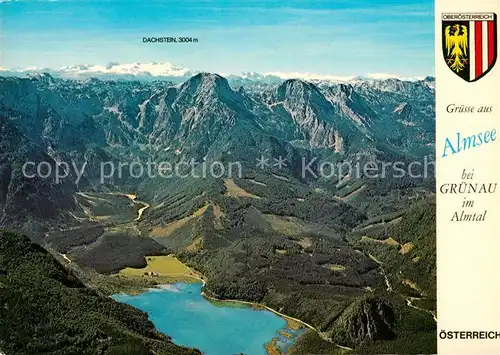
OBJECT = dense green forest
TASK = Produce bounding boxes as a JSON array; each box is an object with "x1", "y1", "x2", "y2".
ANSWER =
[
  {"x1": 177, "y1": 200, "x2": 437, "y2": 354},
  {"x1": 0, "y1": 231, "x2": 200, "y2": 355}
]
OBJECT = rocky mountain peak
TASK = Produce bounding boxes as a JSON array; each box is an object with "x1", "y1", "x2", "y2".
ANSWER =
[
  {"x1": 277, "y1": 79, "x2": 315, "y2": 96},
  {"x1": 27, "y1": 72, "x2": 56, "y2": 85},
  {"x1": 275, "y1": 79, "x2": 327, "y2": 106},
  {"x1": 181, "y1": 73, "x2": 230, "y2": 93},
  {"x1": 176, "y1": 72, "x2": 238, "y2": 105}
]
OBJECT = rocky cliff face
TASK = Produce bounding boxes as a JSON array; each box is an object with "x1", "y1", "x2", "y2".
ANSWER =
[
  {"x1": 0, "y1": 116, "x2": 77, "y2": 237},
  {"x1": 330, "y1": 295, "x2": 396, "y2": 347}
]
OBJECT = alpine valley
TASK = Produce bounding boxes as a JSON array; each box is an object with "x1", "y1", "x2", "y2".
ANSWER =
[{"x1": 0, "y1": 72, "x2": 437, "y2": 355}]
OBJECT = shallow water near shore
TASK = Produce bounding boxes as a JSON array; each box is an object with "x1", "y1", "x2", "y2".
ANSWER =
[{"x1": 112, "y1": 282, "x2": 304, "y2": 355}]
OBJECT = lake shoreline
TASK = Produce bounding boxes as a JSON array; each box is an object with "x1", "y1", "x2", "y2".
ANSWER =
[
  {"x1": 171, "y1": 258, "x2": 318, "y2": 333},
  {"x1": 200, "y1": 289, "x2": 316, "y2": 332},
  {"x1": 112, "y1": 282, "x2": 306, "y2": 355},
  {"x1": 115, "y1": 255, "x2": 318, "y2": 333},
  {"x1": 113, "y1": 254, "x2": 329, "y2": 353}
]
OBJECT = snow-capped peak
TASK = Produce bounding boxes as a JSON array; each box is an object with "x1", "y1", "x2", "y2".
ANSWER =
[
  {"x1": 0, "y1": 61, "x2": 196, "y2": 81},
  {"x1": 351, "y1": 73, "x2": 426, "y2": 82},
  {"x1": 0, "y1": 61, "x2": 432, "y2": 84},
  {"x1": 58, "y1": 62, "x2": 194, "y2": 77},
  {"x1": 263, "y1": 71, "x2": 355, "y2": 82}
]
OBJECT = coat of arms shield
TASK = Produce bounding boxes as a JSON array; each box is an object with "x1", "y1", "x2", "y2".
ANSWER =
[{"x1": 442, "y1": 13, "x2": 497, "y2": 82}]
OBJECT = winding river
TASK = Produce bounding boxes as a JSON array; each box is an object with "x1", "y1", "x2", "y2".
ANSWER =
[{"x1": 119, "y1": 193, "x2": 150, "y2": 221}]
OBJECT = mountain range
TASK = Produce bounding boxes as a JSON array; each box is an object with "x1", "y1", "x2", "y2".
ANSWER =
[
  {"x1": 1, "y1": 61, "x2": 432, "y2": 85},
  {"x1": 0, "y1": 72, "x2": 436, "y2": 354}
]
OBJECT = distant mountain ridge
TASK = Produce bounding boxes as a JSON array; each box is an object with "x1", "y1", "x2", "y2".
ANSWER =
[{"x1": 1, "y1": 61, "x2": 434, "y2": 84}]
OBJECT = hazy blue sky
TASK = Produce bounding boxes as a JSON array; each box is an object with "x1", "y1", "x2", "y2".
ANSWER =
[{"x1": 1, "y1": 0, "x2": 434, "y2": 76}]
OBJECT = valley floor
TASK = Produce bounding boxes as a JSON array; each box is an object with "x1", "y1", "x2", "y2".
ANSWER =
[{"x1": 44, "y1": 187, "x2": 436, "y2": 355}]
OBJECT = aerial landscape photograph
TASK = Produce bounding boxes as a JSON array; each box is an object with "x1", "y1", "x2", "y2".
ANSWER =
[{"x1": 0, "y1": 0, "x2": 437, "y2": 354}]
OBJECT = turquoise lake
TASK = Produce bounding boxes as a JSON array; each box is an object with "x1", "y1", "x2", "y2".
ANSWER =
[{"x1": 112, "y1": 283, "x2": 304, "y2": 355}]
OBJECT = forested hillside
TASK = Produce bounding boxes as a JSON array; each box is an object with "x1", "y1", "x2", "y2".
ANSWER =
[{"x1": 0, "y1": 231, "x2": 200, "y2": 355}]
